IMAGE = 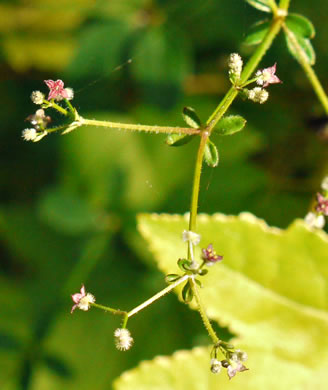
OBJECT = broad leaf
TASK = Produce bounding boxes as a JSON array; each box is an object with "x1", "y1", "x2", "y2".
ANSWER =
[
  {"x1": 244, "y1": 0, "x2": 272, "y2": 13},
  {"x1": 114, "y1": 342, "x2": 327, "y2": 390},
  {"x1": 243, "y1": 20, "x2": 270, "y2": 46},
  {"x1": 137, "y1": 213, "x2": 328, "y2": 377}
]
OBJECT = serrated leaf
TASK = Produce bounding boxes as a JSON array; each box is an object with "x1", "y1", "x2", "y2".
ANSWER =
[
  {"x1": 204, "y1": 139, "x2": 219, "y2": 167},
  {"x1": 285, "y1": 29, "x2": 316, "y2": 65},
  {"x1": 137, "y1": 213, "x2": 328, "y2": 372},
  {"x1": 286, "y1": 13, "x2": 315, "y2": 39},
  {"x1": 244, "y1": 0, "x2": 272, "y2": 13},
  {"x1": 243, "y1": 19, "x2": 270, "y2": 46},
  {"x1": 214, "y1": 115, "x2": 246, "y2": 136},
  {"x1": 182, "y1": 107, "x2": 202, "y2": 129},
  {"x1": 165, "y1": 133, "x2": 194, "y2": 147},
  {"x1": 114, "y1": 343, "x2": 327, "y2": 390}
]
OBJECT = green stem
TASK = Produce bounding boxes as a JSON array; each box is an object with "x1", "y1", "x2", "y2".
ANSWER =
[
  {"x1": 43, "y1": 100, "x2": 68, "y2": 116},
  {"x1": 188, "y1": 131, "x2": 209, "y2": 235},
  {"x1": 127, "y1": 275, "x2": 190, "y2": 318},
  {"x1": 282, "y1": 24, "x2": 328, "y2": 115},
  {"x1": 206, "y1": 16, "x2": 284, "y2": 133},
  {"x1": 279, "y1": 0, "x2": 290, "y2": 11},
  {"x1": 91, "y1": 302, "x2": 126, "y2": 316},
  {"x1": 81, "y1": 117, "x2": 200, "y2": 136},
  {"x1": 189, "y1": 277, "x2": 219, "y2": 344}
]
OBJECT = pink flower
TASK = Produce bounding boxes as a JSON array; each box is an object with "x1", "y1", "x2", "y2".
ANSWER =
[
  {"x1": 44, "y1": 79, "x2": 69, "y2": 101},
  {"x1": 256, "y1": 63, "x2": 282, "y2": 88},
  {"x1": 316, "y1": 193, "x2": 328, "y2": 216},
  {"x1": 202, "y1": 244, "x2": 223, "y2": 265},
  {"x1": 71, "y1": 285, "x2": 95, "y2": 313}
]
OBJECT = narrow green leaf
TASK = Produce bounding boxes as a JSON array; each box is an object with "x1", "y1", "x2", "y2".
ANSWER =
[
  {"x1": 243, "y1": 19, "x2": 270, "y2": 46},
  {"x1": 182, "y1": 106, "x2": 202, "y2": 129},
  {"x1": 204, "y1": 139, "x2": 219, "y2": 167},
  {"x1": 285, "y1": 29, "x2": 316, "y2": 65},
  {"x1": 177, "y1": 258, "x2": 192, "y2": 271},
  {"x1": 245, "y1": 0, "x2": 272, "y2": 13},
  {"x1": 214, "y1": 115, "x2": 246, "y2": 136},
  {"x1": 165, "y1": 133, "x2": 194, "y2": 147},
  {"x1": 181, "y1": 282, "x2": 193, "y2": 303},
  {"x1": 286, "y1": 13, "x2": 315, "y2": 39},
  {"x1": 165, "y1": 274, "x2": 181, "y2": 283}
]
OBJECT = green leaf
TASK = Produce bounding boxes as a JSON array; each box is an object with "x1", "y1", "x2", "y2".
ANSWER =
[
  {"x1": 244, "y1": 0, "x2": 272, "y2": 13},
  {"x1": 285, "y1": 29, "x2": 316, "y2": 65},
  {"x1": 137, "y1": 213, "x2": 328, "y2": 380},
  {"x1": 182, "y1": 107, "x2": 202, "y2": 129},
  {"x1": 214, "y1": 115, "x2": 246, "y2": 136},
  {"x1": 165, "y1": 274, "x2": 181, "y2": 283},
  {"x1": 243, "y1": 19, "x2": 270, "y2": 46},
  {"x1": 181, "y1": 282, "x2": 193, "y2": 303},
  {"x1": 42, "y1": 353, "x2": 74, "y2": 379},
  {"x1": 286, "y1": 13, "x2": 315, "y2": 39},
  {"x1": 165, "y1": 133, "x2": 194, "y2": 147},
  {"x1": 204, "y1": 139, "x2": 219, "y2": 167},
  {"x1": 114, "y1": 343, "x2": 327, "y2": 390}
]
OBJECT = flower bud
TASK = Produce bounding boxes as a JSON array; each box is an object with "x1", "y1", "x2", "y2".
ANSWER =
[
  {"x1": 31, "y1": 91, "x2": 45, "y2": 105},
  {"x1": 247, "y1": 87, "x2": 269, "y2": 104},
  {"x1": 210, "y1": 358, "x2": 222, "y2": 374},
  {"x1": 114, "y1": 328, "x2": 134, "y2": 351}
]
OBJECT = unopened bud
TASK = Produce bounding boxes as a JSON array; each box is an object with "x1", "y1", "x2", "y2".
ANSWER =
[
  {"x1": 210, "y1": 358, "x2": 222, "y2": 374},
  {"x1": 247, "y1": 87, "x2": 269, "y2": 104}
]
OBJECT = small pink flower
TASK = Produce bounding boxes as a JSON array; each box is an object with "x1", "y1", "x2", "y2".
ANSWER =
[
  {"x1": 256, "y1": 63, "x2": 282, "y2": 88},
  {"x1": 316, "y1": 192, "x2": 328, "y2": 216},
  {"x1": 71, "y1": 285, "x2": 95, "y2": 313},
  {"x1": 202, "y1": 244, "x2": 223, "y2": 265},
  {"x1": 44, "y1": 79, "x2": 69, "y2": 101}
]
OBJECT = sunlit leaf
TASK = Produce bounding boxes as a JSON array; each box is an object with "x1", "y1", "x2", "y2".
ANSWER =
[
  {"x1": 182, "y1": 107, "x2": 202, "y2": 129},
  {"x1": 214, "y1": 115, "x2": 246, "y2": 136},
  {"x1": 204, "y1": 139, "x2": 219, "y2": 167},
  {"x1": 285, "y1": 29, "x2": 316, "y2": 65}
]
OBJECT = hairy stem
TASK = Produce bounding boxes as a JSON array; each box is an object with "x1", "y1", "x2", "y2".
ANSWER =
[
  {"x1": 127, "y1": 275, "x2": 190, "y2": 318},
  {"x1": 91, "y1": 302, "x2": 127, "y2": 316},
  {"x1": 80, "y1": 118, "x2": 200, "y2": 135},
  {"x1": 189, "y1": 277, "x2": 219, "y2": 344}
]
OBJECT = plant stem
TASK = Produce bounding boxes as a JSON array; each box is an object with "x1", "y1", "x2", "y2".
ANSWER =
[
  {"x1": 189, "y1": 277, "x2": 219, "y2": 344},
  {"x1": 44, "y1": 100, "x2": 68, "y2": 115},
  {"x1": 188, "y1": 131, "x2": 209, "y2": 235},
  {"x1": 80, "y1": 117, "x2": 200, "y2": 136},
  {"x1": 127, "y1": 275, "x2": 190, "y2": 318},
  {"x1": 91, "y1": 302, "x2": 126, "y2": 316},
  {"x1": 282, "y1": 24, "x2": 328, "y2": 115},
  {"x1": 279, "y1": 0, "x2": 290, "y2": 11}
]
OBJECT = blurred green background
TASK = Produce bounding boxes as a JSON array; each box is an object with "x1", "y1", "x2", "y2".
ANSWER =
[{"x1": 1, "y1": 0, "x2": 327, "y2": 389}]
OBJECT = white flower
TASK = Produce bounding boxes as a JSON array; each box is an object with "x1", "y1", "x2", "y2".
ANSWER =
[
  {"x1": 305, "y1": 212, "x2": 325, "y2": 229},
  {"x1": 65, "y1": 88, "x2": 74, "y2": 100},
  {"x1": 256, "y1": 63, "x2": 281, "y2": 88},
  {"x1": 182, "y1": 230, "x2": 201, "y2": 245},
  {"x1": 247, "y1": 87, "x2": 269, "y2": 104},
  {"x1": 22, "y1": 128, "x2": 37, "y2": 141},
  {"x1": 31, "y1": 91, "x2": 45, "y2": 105},
  {"x1": 114, "y1": 328, "x2": 134, "y2": 351},
  {"x1": 321, "y1": 176, "x2": 328, "y2": 191},
  {"x1": 210, "y1": 358, "x2": 222, "y2": 374},
  {"x1": 228, "y1": 53, "x2": 243, "y2": 80}
]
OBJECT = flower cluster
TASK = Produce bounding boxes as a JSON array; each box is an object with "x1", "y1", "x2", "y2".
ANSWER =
[
  {"x1": 228, "y1": 53, "x2": 282, "y2": 104},
  {"x1": 114, "y1": 328, "x2": 134, "y2": 351},
  {"x1": 305, "y1": 176, "x2": 328, "y2": 229},
  {"x1": 210, "y1": 343, "x2": 248, "y2": 380},
  {"x1": 202, "y1": 243, "x2": 223, "y2": 266},
  {"x1": 71, "y1": 285, "x2": 95, "y2": 313},
  {"x1": 22, "y1": 79, "x2": 75, "y2": 142}
]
